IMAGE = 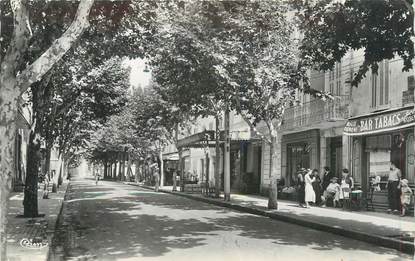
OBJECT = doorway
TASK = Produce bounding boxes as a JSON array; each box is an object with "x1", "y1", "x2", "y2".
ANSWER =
[
  {"x1": 287, "y1": 142, "x2": 310, "y2": 185},
  {"x1": 330, "y1": 137, "x2": 343, "y2": 178}
]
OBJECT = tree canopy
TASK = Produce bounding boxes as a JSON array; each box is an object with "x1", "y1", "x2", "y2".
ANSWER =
[{"x1": 293, "y1": 0, "x2": 414, "y2": 86}]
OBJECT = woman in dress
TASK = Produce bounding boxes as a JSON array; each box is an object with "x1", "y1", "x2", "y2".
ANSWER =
[
  {"x1": 304, "y1": 169, "x2": 316, "y2": 208},
  {"x1": 297, "y1": 168, "x2": 306, "y2": 208},
  {"x1": 339, "y1": 168, "x2": 353, "y2": 206}
]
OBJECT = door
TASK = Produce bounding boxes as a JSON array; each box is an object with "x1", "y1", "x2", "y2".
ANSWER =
[
  {"x1": 287, "y1": 142, "x2": 310, "y2": 184},
  {"x1": 406, "y1": 133, "x2": 414, "y2": 183},
  {"x1": 330, "y1": 137, "x2": 343, "y2": 178}
]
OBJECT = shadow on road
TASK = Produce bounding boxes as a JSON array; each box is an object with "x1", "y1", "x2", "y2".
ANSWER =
[{"x1": 48, "y1": 180, "x2": 410, "y2": 260}]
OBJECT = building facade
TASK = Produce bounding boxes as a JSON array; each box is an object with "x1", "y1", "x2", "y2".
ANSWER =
[
  {"x1": 267, "y1": 50, "x2": 415, "y2": 210},
  {"x1": 164, "y1": 51, "x2": 414, "y2": 207},
  {"x1": 162, "y1": 112, "x2": 262, "y2": 194}
]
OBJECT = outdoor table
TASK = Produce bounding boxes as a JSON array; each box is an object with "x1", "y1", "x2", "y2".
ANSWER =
[{"x1": 350, "y1": 190, "x2": 363, "y2": 211}]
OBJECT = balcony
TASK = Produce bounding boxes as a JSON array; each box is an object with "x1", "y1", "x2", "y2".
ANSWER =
[
  {"x1": 281, "y1": 95, "x2": 350, "y2": 131},
  {"x1": 402, "y1": 90, "x2": 414, "y2": 107}
]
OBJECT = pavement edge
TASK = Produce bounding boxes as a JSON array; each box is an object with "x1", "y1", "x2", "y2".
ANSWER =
[
  {"x1": 129, "y1": 183, "x2": 414, "y2": 255},
  {"x1": 45, "y1": 182, "x2": 71, "y2": 261}
]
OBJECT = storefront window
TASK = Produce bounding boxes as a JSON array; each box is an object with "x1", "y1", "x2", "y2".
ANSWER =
[
  {"x1": 352, "y1": 139, "x2": 361, "y2": 184},
  {"x1": 367, "y1": 134, "x2": 392, "y2": 191}
]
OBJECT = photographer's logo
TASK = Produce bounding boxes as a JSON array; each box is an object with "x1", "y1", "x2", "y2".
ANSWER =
[{"x1": 20, "y1": 238, "x2": 48, "y2": 249}]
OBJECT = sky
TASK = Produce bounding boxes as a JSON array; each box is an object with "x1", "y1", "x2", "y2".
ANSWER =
[{"x1": 123, "y1": 58, "x2": 152, "y2": 90}]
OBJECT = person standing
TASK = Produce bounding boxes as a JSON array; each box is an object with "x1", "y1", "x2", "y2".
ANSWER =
[
  {"x1": 321, "y1": 166, "x2": 332, "y2": 191},
  {"x1": 304, "y1": 169, "x2": 316, "y2": 208},
  {"x1": 340, "y1": 168, "x2": 353, "y2": 203},
  {"x1": 297, "y1": 168, "x2": 306, "y2": 208},
  {"x1": 400, "y1": 179, "x2": 413, "y2": 217},
  {"x1": 312, "y1": 169, "x2": 322, "y2": 205},
  {"x1": 387, "y1": 162, "x2": 401, "y2": 214}
]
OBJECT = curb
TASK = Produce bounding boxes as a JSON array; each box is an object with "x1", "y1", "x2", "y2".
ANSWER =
[
  {"x1": 128, "y1": 182, "x2": 414, "y2": 255},
  {"x1": 45, "y1": 182, "x2": 71, "y2": 261}
]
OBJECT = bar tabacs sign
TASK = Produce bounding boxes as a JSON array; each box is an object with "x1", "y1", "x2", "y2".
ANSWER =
[{"x1": 344, "y1": 109, "x2": 415, "y2": 136}]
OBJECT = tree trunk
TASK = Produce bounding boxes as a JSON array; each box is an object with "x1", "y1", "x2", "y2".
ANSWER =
[
  {"x1": 179, "y1": 148, "x2": 184, "y2": 192},
  {"x1": 123, "y1": 153, "x2": 127, "y2": 181},
  {"x1": 224, "y1": 109, "x2": 231, "y2": 201},
  {"x1": 159, "y1": 150, "x2": 164, "y2": 187},
  {"x1": 23, "y1": 131, "x2": 41, "y2": 217},
  {"x1": 63, "y1": 157, "x2": 69, "y2": 180},
  {"x1": 0, "y1": 88, "x2": 18, "y2": 260},
  {"x1": 205, "y1": 152, "x2": 210, "y2": 196},
  {"x1": 134, "y1": 160, "x2": 140, "y2": 183},
  {"x1": 104, "y1": 159, "x2": 108, "y2": 179},
  {"x1": 109, "y1": 161, "x2": 113, "y2": 179},
  {"x1": 57, "y1": 161, "x2": 63, "y2": 187},
  {"x1": 214, "y1": 115, "x2": 221, "y2": 198},
  {"x1": 173, "y1": 124, "x2": 179, "y2": 192},
  {"x1": 126, "y1": 153, "x2": 132, "y2": 182},
  {"x1": 118, "y1": 154, "x2": 123, "y2": 181},
  {"x1": 267, "y1": 135, "x2": 278, "y2": 209},
  {"x1": 113, "y1": 161, "x2": 117, "y2": 180},
  {"x1": 44, "y1": 146, "x2": 52, "y2": 180}
]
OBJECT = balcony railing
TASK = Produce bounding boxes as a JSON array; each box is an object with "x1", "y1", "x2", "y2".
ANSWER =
[
  {"x1": 282, "y1": 95, "x2": 350, "y2": 130},
  {"x1": 402, "y1": 90, "x2": 414, "y2": 107}
]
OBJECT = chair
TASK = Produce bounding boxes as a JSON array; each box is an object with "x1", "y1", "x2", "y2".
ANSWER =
[{"x1": 342, "y1": 187, "x2": 352, "y2": 210}]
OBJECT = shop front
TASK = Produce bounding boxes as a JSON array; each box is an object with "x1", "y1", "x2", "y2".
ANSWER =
[
  {"x1": 281, "y1": 129, "x2": 320, "y2": 186},
  {"x1": 162, "y1": 153, "x2": 179, "y2": 186},
  {"x1": 344, "y1": 107, "x2": 415, "y2": 211},
  {"x1": 226, "y1": 140, "x2": 261, "y2": 194}
]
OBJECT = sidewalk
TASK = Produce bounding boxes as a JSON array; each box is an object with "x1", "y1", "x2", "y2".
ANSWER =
[
  {"x1": 7, "y1": 181, "x2": 69, "y2": 261},
  {"x1": 127, "y1": 182, "x2": 415, "y2": 255}
]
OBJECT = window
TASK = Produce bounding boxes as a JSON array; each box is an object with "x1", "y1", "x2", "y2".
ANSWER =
[
  {"x1": 328, "y1": 62, "x2": 341, "y2": 95},
  {"x1": 336, "y1": 81, "x2": 341, "y2": 95},
  {"x1": 371, "y1": 72, "x2": 377, "y2": 107},
  {"x1": 336, "y1": 62, "x2": 342, "y2": 79},
  {"x1": 329, "y1": 70, "x2": 334, "y2": 81},
  {"x1": 329, "y1": 83, "x2": 334, "y2": 94},
  {"x1": 408, "y1": 76, "x2": 415, "y2": 91},
  {"x1": 371, "y1": 60, "x2": 389, "y2": 108}
]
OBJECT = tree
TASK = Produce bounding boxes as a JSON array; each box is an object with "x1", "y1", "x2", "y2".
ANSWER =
[
  {"x1": 22, "y1": 55, "x2": 129, "y2": 217},
  {"x1": 149, "y1": 1, "x2": 308, "y2": 208},
  {"x1": 293, "y1": 0, "x2": 414, "y2": 85},
  {"x1": 0, "y1": 0, "x2": 95, "y2": 257},
  {"x1": 87, "y1": 84, "x2": 183, "y2": 185},
  {"x1": 202, "y1": 2, "x2": 306, "y2": 209},
  {"x1": 8, "y1": 0, "x2": 148, "y2": 219},
  {"x1": 148, "y1": 2, "x2": 236, "y2": 195}
]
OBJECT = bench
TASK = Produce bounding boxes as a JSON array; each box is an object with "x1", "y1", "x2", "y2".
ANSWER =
[{"x1": 184, "y1": 182, "x2": 216, "y2": 197}]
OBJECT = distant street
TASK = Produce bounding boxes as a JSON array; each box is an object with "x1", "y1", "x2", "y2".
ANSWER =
[{"x1": 49, "y1": 176, "x2": 412, "y2": 261}]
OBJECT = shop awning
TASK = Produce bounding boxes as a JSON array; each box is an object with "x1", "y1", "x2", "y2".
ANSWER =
[
  {"x1": 177, "y1": 129, "x2": 260, "y2": 149},
  {"x1": 344, "y1": 107, "x2": 415, "y2": 136},
  {"x1": 177, "y1": 130, "x2": 215, "y2": 148},
  {"x1": 162, "y1": 153, "x2": 179, "y2": 161}
]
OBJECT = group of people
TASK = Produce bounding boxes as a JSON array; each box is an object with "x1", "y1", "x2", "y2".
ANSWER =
[
  {"x1": 295, "y1": 162, "x2": 413, "y2": 217},
  {"x1": 296, "y1": 166, "x2": 354, "y2": 209}
]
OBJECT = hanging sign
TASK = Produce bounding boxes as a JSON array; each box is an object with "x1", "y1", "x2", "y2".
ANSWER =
[{"x1": 344, "y1": 108, "x2": 415, "y2": 136}]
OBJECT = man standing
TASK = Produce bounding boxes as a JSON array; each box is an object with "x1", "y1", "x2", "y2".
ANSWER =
[
  {"x1": 321, "y1": 166, "x2": 332, "y2": 191},
  {"x1": 387, "y1": 162, "x2": 401, "y2": 214}
]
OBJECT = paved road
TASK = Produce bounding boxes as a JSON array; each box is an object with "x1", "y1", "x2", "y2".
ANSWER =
[{"x1": 49, "y1": 178, "x2": 412, "y2": 261}]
